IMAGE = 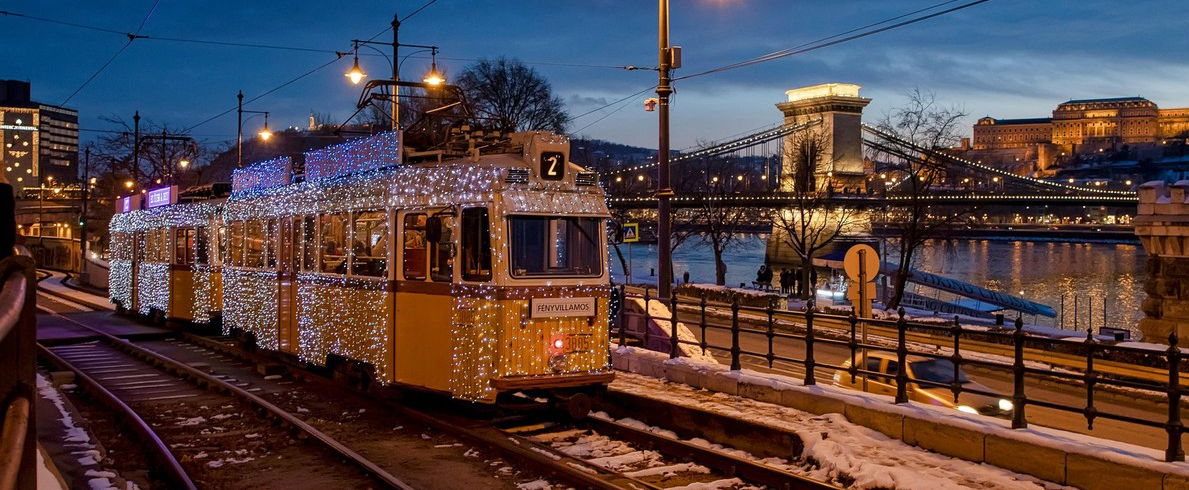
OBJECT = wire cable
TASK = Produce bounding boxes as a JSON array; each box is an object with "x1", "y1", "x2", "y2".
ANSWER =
[
  {"x1": 676, "y1": 0, "x2": 995, "y2": 81},
  {"x1": 401, "y1": 0, "x2": 438, "y2": 22},
  {"x1": 182, "y1": 54, "x2": 346, "y2": 132}
]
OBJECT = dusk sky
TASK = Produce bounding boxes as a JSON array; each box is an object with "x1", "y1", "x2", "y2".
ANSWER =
[{"x1": 4, "y1": 0, "x2": 1188, "y2": 152}]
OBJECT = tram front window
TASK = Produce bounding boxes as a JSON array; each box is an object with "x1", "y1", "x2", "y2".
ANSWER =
[{"x1": 509, "y1": 216, "x2": 601, "y2": 277}]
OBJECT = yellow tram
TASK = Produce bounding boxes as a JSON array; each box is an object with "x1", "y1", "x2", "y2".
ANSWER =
[
  {"x1": 110, "y1": 130, "x2": 613, "y2": 406},
  {"x1": 109, "y1": 194, "x2": 224, "y2": 325}
]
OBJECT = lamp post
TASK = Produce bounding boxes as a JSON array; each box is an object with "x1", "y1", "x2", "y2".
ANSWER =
[
  {"x1": 237, "y1": 91, "x2": 272, "y2": 168},
  {"x1": 346, "y1": 11, "x2": 442, "y2": 132},
  {"x1": 79, "y1": 146, "x2": 90, "y2": 278},
  {"x1": 132, "y1": 111, "x2": 140, "y2": 191},
  {"x1": 656, "y1": 0, "x2": 675, "y2": 300}
]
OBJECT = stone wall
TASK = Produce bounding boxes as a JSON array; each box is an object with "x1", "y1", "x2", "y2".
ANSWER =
[{"x1": 1135, "y1": 181, "x2": 1189, "y2": 343}]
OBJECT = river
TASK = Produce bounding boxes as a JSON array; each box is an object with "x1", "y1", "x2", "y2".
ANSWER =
[{"x1": 609, "y1": 235, "x2": 1147, "y2": 338}]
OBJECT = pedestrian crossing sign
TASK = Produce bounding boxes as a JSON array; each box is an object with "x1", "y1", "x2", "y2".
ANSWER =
[{"x1": 622, "y1": 222, "x2": 640, "y2": 243}]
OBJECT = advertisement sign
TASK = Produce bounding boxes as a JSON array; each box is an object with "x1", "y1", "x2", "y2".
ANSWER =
[
  {"x1": 114, "y1": 194, "x2": 142, "y2": 213},
  {"x1": 145, "y1": 185, "x2": 178, "y2": 209}
]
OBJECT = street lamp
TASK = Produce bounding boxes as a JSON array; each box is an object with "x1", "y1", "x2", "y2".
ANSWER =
[
  {"x1": 422, "y1": 48, "x2": 445, "y2": 86},
  {"x1": 237, "y1": 90, "x2": 272, "y2": 168},
  {"x1": 655, "y1": 0, "x2": 677, "y2": 300},
  {"x1": 179, "y1": 159, "x2": 190, "y2": 169},
  {"x1": 346, "y1": 13, "x2": 442, "y2": 132},
  {"x1": 346, "y1": 53, "x2": 367, "y2": 85}
]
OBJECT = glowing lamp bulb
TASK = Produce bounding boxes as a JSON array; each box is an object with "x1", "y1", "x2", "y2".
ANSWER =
[
  {"x1": 179, "y1": 159, "x2": 190, "y2": 168},
  {"x1": 258, "y1": 128, "x2": 273, "y2": 141},
  {"x1": 423, "y1": 63, "x2": 445, "y2": 86},
  {"x1": 124, "y1": 180, "x2": 134, "y2": 189},
  {"x1": 345, "y1": 57, "x2": 366, "y2": 85},
  {"x1": 552, "y1": 338, "x2": 565, "y2": 350}
]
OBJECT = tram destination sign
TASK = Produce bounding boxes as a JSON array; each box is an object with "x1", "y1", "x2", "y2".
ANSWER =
[{"x1": 530, "y1": 297, "x2": 596, "y2": 318}]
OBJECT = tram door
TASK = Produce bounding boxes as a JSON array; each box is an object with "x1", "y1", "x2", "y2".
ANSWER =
[{"x1": 276, "y1": 217, "x2": 299, "y2": 354}]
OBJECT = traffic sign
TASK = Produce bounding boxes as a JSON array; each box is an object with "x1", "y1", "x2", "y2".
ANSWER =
[
  {"x1": 622, "y1": 222, "x2": 640, "y2": 243},
  {"x1": 843, "y1": 244, "x2": 880, "y2": 283}
]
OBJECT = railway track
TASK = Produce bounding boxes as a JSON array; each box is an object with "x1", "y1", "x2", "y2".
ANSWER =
[
  {"x1": 35, "y1": 281, "x2": 840, "y2": 489},
  {"x1": 36, "y1": 310, "x2": 414, "y2": 490}
]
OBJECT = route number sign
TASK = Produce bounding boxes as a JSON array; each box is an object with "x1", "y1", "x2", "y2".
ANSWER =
[{"x1": 540, "y1": 151, "x2": 565, "y2": 181}]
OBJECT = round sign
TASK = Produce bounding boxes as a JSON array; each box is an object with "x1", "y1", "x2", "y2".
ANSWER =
[{"x1": 843, "y1": 244, "x2": 880, "y2": 282}]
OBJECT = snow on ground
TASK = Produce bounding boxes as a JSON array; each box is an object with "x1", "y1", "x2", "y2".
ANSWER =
[
  {"x1": 612, "y1": 372, "x2": 1070, "y2": 490},
  {"x1": 35, "y1": 374, "x2": 133, "y2": 490}
]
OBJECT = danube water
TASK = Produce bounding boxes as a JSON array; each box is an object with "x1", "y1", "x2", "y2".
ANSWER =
[{"x1": 609, "y1": 235, "x2": 1147, "y2": 338}]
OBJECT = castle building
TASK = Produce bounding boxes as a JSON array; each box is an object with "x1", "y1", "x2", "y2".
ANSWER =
[{"x1": 966, "y1": 97, "x2": 1189, "y2": 174}]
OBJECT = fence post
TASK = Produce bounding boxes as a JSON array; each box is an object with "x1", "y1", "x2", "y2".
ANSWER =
[
  {"x1": 699, "y1": 294, "x2": 708, "y2": 355},
  {"x1": 895, "y1": 308, "x2": 908, "y2": 404},
  {"x1": 669, "y1": 292, "x2": 679, "y2": 359},
  {"x1": 617, "y1": 285, "x2": 627, "y2": 347},
  {"x1": 766, "y1": 298, "x2": 775, "y2": 368},
  {"x1": 805, "y1": 298, "x2": 817, "y2": 386},
  {"x1": 848, "y1": 312, "x2": 858, "y2": 384},
  {"x1": 1012, "y1": 315, "x2": 1028, "y2": 429},
  {"x1": 951, "y1": 315, "x2": 962, "y2": 404},
  {"x1": 642, "y1": 288, "x2": 652, "y2": 349},
  {"x1": 730, "y1": 297, "x2": 741, "y2": 371},
  {"x1": 1084, "y1": 330, "x2": 1097, "y2": 429},
  {"x1": 1166, "y1": 333, "x2": 1184, "y2": 462}
]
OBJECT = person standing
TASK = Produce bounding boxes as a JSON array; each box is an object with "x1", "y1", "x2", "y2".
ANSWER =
[
  {"x1": 755, "y1": 264, "x2": 767, "y2": 289},
  {"x1": 779, "y1": 268, "x2": 790, "y2": 295}
]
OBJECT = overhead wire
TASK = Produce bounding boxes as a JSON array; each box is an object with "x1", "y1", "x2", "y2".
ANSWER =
[{"x1": 59, "y1": 0, "x2": 162, "y2": 105}]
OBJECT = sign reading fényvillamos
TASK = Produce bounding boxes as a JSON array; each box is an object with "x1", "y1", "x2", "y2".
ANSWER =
[{"x1": 530, "y1": 297, "x2": 596, "y2": 318}]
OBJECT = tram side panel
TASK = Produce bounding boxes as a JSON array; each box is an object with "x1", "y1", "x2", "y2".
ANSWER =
[{"x1": 297, "y1": 275, "x2": 396, "y2": 384}]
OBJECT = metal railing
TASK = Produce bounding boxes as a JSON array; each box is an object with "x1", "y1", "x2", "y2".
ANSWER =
[
  {"x1": 0, "y1": 255, "x2": 38, "y2": 490},
  {"x1": 613, "y1": 287, "x2": 1187, "y2": 462}
]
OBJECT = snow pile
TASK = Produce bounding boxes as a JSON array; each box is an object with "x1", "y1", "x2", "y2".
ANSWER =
[
  {"x1": 624, "y1": 297, "x2": 718, "y2": 363},
  {"x1": 612, "y1": 372, "x2": 1064, "y2": 489}
]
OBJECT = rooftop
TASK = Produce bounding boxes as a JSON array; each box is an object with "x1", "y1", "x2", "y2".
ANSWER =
[{"x1": 1061, "y1": 96, "x2": 1149, "y2": 105}]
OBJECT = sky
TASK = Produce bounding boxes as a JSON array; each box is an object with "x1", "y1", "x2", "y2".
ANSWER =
[{"x1": 3, "y1": 0, "x2": 1189, "y2": 152}]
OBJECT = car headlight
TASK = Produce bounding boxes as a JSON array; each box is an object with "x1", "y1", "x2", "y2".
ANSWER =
[
  {"x1": 956, "y1": 405, "x2": 979, "y2": 414},
  {"x1": 998, "y1": 399, "x2": 1014, "y2": 412}
]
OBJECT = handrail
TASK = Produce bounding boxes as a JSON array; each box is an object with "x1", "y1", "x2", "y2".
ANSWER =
[{"x1": 0, "y1": 255, "x2": 37, "y2": 490}]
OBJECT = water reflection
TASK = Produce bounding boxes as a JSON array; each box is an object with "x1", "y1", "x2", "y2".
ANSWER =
[{"x1": 610, "y1": 235, "x2": 1146, "y2": 337}]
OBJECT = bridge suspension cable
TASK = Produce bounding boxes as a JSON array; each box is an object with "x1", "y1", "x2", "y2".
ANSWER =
[
  {"x1": 861, "y1": 124, "x2": 1135, "y2": 196},
  {"x1": 603, "y1": 119, "x2": 821, "y2": 177}
]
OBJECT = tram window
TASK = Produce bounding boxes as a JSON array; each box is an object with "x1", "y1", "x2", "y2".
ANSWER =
[
  {"x1": 402, "y1": 214, "x2": 427, "y2": 280},
  {"x1": 430, "y1": 215, "x2": 455, "y2": 283},
  {"x1": 264, "y1": 219, "x2": 277, "y2": 268},
  {"x1": 244, "y1": 220, "x2": 266, "y2": 268},
  {"x1": 300, "y1": 216, "x2": 317, "y2": 272},
  {"x1": 351, "y1": 211, "x2": 388, "y2": 277},
  {"x1": 176, "y1": 228, "x2": 195, "y2": 266},
  {"x1": 195, "y1": 227, "x2": 210, "y2": 266},
  {"x1": 509, "y1": 216, "x2": 601, "y2": 277},
  {"x1": 320, "y1": 213, "x2": 348, "y2": 274},
  {"x1": 461, "y1": 208, "x2": 492, "y2": 282},
  {"x1": 229, "y1": 222, "x2": 244, "y2": 267}
]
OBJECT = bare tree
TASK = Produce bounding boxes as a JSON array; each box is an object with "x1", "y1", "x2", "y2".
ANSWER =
[
  {"x1": 90, "y1": 115, "x2": 204, "y2": 193},
  {"x1": 872, "y1": 88, "x2": 967, "y2": 309},
  {"x1": 457, "y1": 57, "x2": 567, "y2": 133},
  {"x1": 772, "y1": 126, "x2": 863, "y2": 298},
  {"x1": 682, "y1": 156, "x2": 757, "y2": 285}
]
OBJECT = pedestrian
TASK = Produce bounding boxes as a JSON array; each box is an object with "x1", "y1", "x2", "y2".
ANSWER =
[
  {"x1": 755, "y1": 264, "x2": 767, "y2": 289},
  {"x1": 779, "y1": 268, "x2": 790, "y2": 295},
  {"x1": 0, "y1": 171, "x2": 13, "y2": 260},
  {"x1": 682, "y1": 270, "x2": 690, "y2": 284},
  {"x1": 762, "y1": 265, "x2": 774, "y2": 290}
]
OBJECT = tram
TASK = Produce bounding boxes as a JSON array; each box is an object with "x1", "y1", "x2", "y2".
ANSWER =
[{"x1": 110, "y1": 129, "x2": 614, "y2": 408}]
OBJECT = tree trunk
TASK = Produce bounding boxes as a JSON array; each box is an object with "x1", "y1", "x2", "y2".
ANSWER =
[
  {"x1": 611, "y1": 242, "x2": 629, "y2": 284},
  {"x1": 887, "y1": 270, "x2": 910, "y2": 310},
  {"x1": 714, "y1": 247, "x2": 727, "y2": 286},
  {"x1": 801, "y1": 255, "x2": 813, "y2": 300}
]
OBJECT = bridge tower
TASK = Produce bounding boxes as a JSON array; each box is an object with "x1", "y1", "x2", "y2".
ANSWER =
[
  {"x1": 776, "y1": 83, "x2": 871, "y2": 193},
  {"x1": 1135, "y1": 180, "x2": 1189, "y2": 342}
]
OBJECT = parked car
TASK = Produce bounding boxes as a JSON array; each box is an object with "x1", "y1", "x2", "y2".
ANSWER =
[{"x1": 833, "y1": 351, "x2": 1014, "y2": 416}]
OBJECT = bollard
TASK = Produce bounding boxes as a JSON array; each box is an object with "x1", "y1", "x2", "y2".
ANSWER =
[
  {"x1": 766, "y1": 298, "x2": 775, "y2": 368},
  {"x1": 1166, "y1": 333, "x2": 1184, "y2": 462},
  {"x1": 951, "y1": 315, "x2": 962, "y2": 404},
  {"x1": 1012, "y1": 315, "x2": 1028, "y2": 429},
  {"x1": 1084, "y1": 330, "x2": 1098, "y2": 430}
]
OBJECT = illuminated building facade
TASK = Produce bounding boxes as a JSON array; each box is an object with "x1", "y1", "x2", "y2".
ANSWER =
[
  {"x1": 966, "y1": 96, "x2": 1189, "y2": 174},
  {"x1": 0, "y1": 80, "x2": 80, "y2": 186}
]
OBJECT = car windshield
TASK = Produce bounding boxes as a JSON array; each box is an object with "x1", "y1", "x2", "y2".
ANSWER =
[{"x1": 911, "y1": 359, "x2": 970, "y2": 384}]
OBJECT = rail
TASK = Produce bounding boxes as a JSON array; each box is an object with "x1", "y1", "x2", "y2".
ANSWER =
[
  {"x1": 0, "y1": 255, "x2": 37, "y2": 490},
  {"x1": 613, "y1": 287, "x2": 1188, "y2": 462}
]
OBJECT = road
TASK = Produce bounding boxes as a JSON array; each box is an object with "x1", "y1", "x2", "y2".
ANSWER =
[{"x1": 670, "y1": 307, "x2": 1188, "y2": 454}]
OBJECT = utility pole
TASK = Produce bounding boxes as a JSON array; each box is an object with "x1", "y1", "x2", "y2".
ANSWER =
[
  {"x1": 132, "y1": 111, "x2": 140, "y2": 191},
  {"x1": 161, "y1": 129, "x2": 168, "y2": 184},
  {"x1": 79, "y1": 146, "x2": 90, "y2": 279},
  {"x1": 237, "y1": 90, "x2": 244, "y2": 168},
  {"x1": 656, "y1": 0, "x2": 675, "y2": 300},
  {"x1": 392, "y1": 13, "x2": 401, "y2": 131}
]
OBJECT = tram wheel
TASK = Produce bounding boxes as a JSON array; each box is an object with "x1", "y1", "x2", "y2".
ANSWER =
[{"x1": 563, "y1": 392, "x2": 592, "y2": 420}]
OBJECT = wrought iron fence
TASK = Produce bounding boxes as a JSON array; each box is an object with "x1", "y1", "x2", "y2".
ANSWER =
[
  {"x1": 612, "y1": 286, "x2": 1187, "y2": 463},
  {"x1": 0, "y1": 255, "x2": 37, "y2": 490}
]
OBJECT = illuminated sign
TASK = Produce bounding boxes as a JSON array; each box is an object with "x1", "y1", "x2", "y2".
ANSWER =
[
  {"x1": 114, "y1": 195, "x2": 142, "y2": 213},
  {"x1": 540, "y1": 151, "x2": 565, "y2": 181},
  {"x1": 530, "y1": 297, "x2": 596, "y2": 318},
  {"x1": 0, "y1": 125, "x2": 37, "y2": 131},
  {"x1": 145, "y1": 185, "x2": 178, "y2": 209}
]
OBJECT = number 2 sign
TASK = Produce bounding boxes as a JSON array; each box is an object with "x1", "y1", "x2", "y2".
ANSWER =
[{"x1": 540, "y1": 151, "x2": 565, "y2": 181}]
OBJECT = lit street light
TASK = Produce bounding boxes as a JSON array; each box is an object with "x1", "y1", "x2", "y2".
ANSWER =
[{"x1": 346, "y1": 54, "x2": 367, "y2": 85}]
